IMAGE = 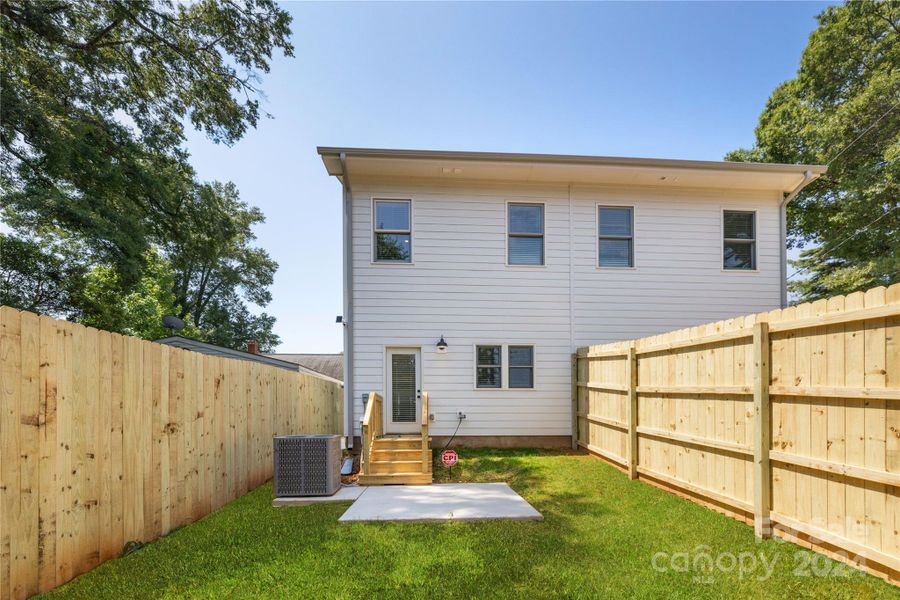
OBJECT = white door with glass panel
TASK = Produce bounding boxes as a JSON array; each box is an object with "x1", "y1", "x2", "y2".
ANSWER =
[{"x1": 385, "y1": 348, "x2": 421, "y2": 434}]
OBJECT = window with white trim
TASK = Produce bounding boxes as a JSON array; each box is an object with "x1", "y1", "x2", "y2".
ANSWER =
[
  {"x1": 374, "y1": 199, "x2": 411, "y2": 262},
  {"x1": 507, "y1": 203, "x2": 544, "y2": 265},
  {"x1": 598, "y1": 206, "x2": 633, "y2": 267},
  {"x1": 475, "y1": 345, "x2": 535, "y2": 389},
  {"x1": 476, "y1": 345, "x2": 502, "y2": 388},
  {"x1": 723, "y1": 210, "x2": 756, "y2": 270},
  {"x1": 508, "y1": 345, "x2": 534, "y2": 388}
]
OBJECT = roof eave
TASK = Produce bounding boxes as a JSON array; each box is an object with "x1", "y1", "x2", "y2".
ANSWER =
[
  {"x1": 155, "y1": 336, "x2": 300, "y2": 370},
  {"x1": 317, "y1": 146, "x2": 827, "y2": 178}
]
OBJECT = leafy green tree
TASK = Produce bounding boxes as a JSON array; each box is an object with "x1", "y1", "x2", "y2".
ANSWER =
[
  {"x1": 165, "y1": 182, "x2": 276, "y2": 326},
  {"x1": 0, "y1": 231, "x2": 88, "y2": 313},
  {"x1": 201, "y1": 295, "x2": 280, "y2": 352},
  {"x1": 160, "y1": 180, "x2": 280, "y2": 350},
  {"x1": 1, "y1": 0, "x2": 291, "y2": 348},
  {"x1": 77, "y1": 248, "x2": 202, "y2": 341},
  {"x1": 726, "y1": 1, "x2": 899, "y2": 300},
  {"x1": 73, "y1": 237, "x2": 279, "y2": 350},
  {"x1": 2, "y1": 0, "x2": 292, "y2": 280}
]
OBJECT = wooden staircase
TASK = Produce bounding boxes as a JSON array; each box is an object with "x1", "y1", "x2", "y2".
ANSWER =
[{"x1": 359, "y1": 392, "x2": 432, "y2": 485}]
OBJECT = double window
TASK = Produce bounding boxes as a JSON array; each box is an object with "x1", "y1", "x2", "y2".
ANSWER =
[
  {"x1": 507, "y1": 203, "x2": 544, "y2": 265},
  {"x1": 373, "y1": 199, "x2": 411, "y2": 263},
  {"x1": 475, "y1": 345, "x2": 534, "y2": 389},
  {"x1": 723, "y1": 210, "x2": 756, "y2": 270},
  {"x1": 598, "y1": 206, "x2": 634, "y2": 267}
]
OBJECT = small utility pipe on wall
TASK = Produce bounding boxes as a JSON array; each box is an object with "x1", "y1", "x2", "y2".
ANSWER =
[{"x1": 340, "y1": 152, "x2": 354, "y2": 448}]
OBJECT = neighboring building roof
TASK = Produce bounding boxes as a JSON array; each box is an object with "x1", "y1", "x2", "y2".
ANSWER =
[
  {"x1": 318, "y1": 146, "x2": 826, "y2": 193},
  {"x1": 267, "y1": 353, "x2": 343, "y2": 382},
  {"x1": 155, "y1": 336, "x2": 299, "y2": 371}
]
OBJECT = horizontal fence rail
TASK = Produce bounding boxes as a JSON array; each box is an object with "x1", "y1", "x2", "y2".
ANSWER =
[
  {"x1": 0, "y1": 307, "x2": 343, "y2": 600},
  {"x1": 573, "y1": 284, "x2": 900, "y2": 585}
]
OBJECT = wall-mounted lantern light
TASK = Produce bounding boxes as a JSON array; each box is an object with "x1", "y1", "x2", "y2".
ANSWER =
[{"x1": 436, "y1": 335, "x2": 448, "y2": 354}]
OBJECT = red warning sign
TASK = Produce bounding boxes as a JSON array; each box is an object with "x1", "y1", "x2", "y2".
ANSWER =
[{"x1": 441, "y1": 449, "x2": 458, "y2": 467}]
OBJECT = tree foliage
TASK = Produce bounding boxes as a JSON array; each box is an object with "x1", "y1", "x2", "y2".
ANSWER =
[
  {"x1": 726, "y1": 1, "x2": 899, "y2": 300},
  {"x1": 77, "y1": 248, "x2": 203, "y2": 341},
  {"x1": 0, "y1": 232, "x2": 88, "y2": 314},
  {"x1": 163, "y1": 181, "x2": 279, "y2": 349},
  {"x1": 0, "y1": 0, "x2": 291, "y2": 350},
  {"x1": 165, "y1": 182, "x2": 276, "y2": 324}
]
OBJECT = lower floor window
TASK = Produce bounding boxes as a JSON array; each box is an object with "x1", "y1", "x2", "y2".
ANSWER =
[
  {"x1": 476, "y1": 345, "x2": 502, "y2": 388},
  {"x1": 475, "y1": 344, "x2": 534, "y2": 389},
  {"x1": 508, "y1": 346, "x2": 534, "y2": 388}
]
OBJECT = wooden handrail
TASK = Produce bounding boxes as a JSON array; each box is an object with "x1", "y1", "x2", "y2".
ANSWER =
[
  {"x1": 421, "y1": 392, "x2": 430, "y2": 468},
  {"x1": 360, "y1": 391, "x2": 429, "y2": 478},
  {"x1": 360, "y1": 392, "x2": 382, "y2": 476}
]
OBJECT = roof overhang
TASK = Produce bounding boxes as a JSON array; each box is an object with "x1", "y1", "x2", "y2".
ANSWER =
[
  {"x1": 318, "y1": 147, "x2": 826, "y2": 193},
  {"x1": 155, "y1": 336, "x2": 300, "y2": 371}
]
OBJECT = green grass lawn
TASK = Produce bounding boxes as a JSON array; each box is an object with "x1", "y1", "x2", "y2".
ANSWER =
[{"x1": 43, "y1": 449, "x2": 897, "y2": 599}]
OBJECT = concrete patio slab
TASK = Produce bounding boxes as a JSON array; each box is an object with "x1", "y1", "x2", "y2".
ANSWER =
[
  {"x1": 338, "y1": 482, "x2": 542, "y2": 522},
  {"x1": 272, "y1": 485, "x2": 366, "y2": 507}
]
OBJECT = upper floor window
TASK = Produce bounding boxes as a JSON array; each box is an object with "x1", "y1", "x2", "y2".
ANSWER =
[
  {"x1": 374, "y1": 199, "x2": 411, "y2": 263},
  {"x1": 508, "y1": 203, "x2": 544, "y2": 265},
  {"x1": 598, "y1": 206, "x2": 634, "y2": 267},
  {"x1": 723, "y1": 210, "x2": 756, "y2": 270}
]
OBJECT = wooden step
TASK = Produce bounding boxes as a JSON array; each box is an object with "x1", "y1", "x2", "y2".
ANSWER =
[
  {"x1": 372, "y1": 437, "x2": 425, "y2": 450},
  {"x1": 359, "y1": 472, "x2": 433, "y2": 486},
  {"x1": 369, "y1": 460, "x2": 426, "y2": 475},
  {"x1": 372, "y1": 448, "x2": 423, "y2": 460},
  {"x1": 373, "y1": 434, "x2": 424, "y2": 442},
  {"x1": 363, "y1": 435, "x2": 432, "y2": 484}
]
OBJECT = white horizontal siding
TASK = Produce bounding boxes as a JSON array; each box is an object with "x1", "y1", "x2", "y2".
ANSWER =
[
  {"x1": 349, "y1": 179, "x2": 782, "y2": 437},
  {"x1": 569, "y1": 186, "x2": 781, "y2": 346}
]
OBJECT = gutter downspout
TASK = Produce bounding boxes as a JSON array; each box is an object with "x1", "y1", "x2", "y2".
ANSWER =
[
  {"x1": 779, "y1": 170, "x2": 819, "y2": 307},
  {"x1": 567, "y1": 184, "x2": 574, "y2": 352},
  {"x1": 340, "y1": 152, "x2": 354, "y2": 448}
]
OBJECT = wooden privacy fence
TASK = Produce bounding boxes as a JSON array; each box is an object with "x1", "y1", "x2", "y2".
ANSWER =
[
  {"x1": 574, "y1": 284, "x2": 899, "y2": 584},
  {"x1": 0, "y1": 307, "x2": 343, "y2": 600}
]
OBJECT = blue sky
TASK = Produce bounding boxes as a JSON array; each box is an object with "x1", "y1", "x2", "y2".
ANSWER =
[{"x1": 183, "y1": 1, "x2": 833, "y2": 353}]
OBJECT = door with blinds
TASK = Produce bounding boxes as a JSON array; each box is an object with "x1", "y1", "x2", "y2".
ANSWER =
[{"x1": 385, "y1": 348, "x2": 421, "y2": 434}]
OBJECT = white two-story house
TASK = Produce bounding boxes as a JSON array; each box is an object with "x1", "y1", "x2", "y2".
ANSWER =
[{"x1": 319, "y1": 147, "x2": 825, "y2": 451}]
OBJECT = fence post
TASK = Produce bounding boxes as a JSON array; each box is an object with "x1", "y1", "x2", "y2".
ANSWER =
[
  {"x1": 626, "y1": 343, "x2": 638, "y2": 479},
  {"x1": 571, "y1": 353, "x2": 579, "y2": 451},
  {"x1": 752, "y1": 322, "x2": 771, "y2": 538}
]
